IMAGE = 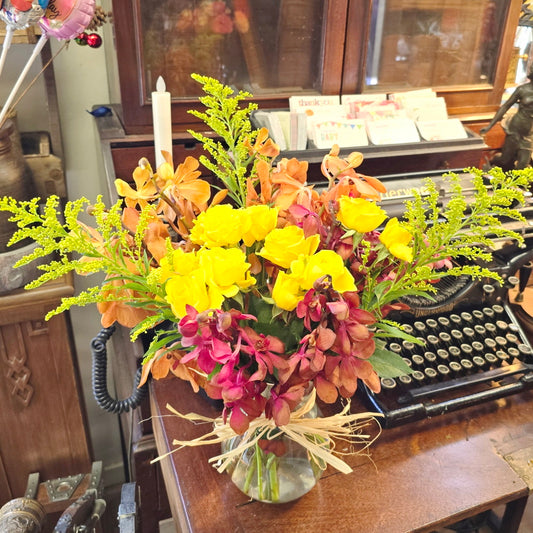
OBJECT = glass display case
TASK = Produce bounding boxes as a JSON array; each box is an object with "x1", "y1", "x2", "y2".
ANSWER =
[
  {"x1": 111, "y1": 0, "x2": 522, "y2": 132},
  {"x1": 365, "y1": 0, "x2": 507, "y2": 89}
]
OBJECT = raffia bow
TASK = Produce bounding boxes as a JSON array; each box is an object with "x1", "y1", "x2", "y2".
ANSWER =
[{"x1": 153, "y1": 389, "x2": 382, "y2": 474}]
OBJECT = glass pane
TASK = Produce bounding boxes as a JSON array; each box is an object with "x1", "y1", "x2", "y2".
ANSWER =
[
  {"x1": 140, "y1": 0, "x2": 325, "y2": 99},
  {"x1": 365, "y1": 0, "x2": 508, "y2": 90}
]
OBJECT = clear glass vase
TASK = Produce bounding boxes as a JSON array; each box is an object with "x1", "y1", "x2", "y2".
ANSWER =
[{"x1": 222, "y1": 394, "x2": 326, "y2": 503}]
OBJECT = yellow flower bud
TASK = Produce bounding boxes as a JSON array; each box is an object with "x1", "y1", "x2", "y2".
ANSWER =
[
  {"x1": 336, "y1": 196, "x2": 387, "y2": 233},
  {"x1": 292, "y1": 250, "x2": 356, "y2": 292},
  {"x1": 258, "y1": 225, "x2": 320, "y2": 269},
  {"x1": 272, "y1": 271, "x2": 303, "y2": 311},
  {"x1": 241, "y1": 205, "x2": 279, "y2": 247},
  {"x1": 190, "y1": 204, "x2": 250, "y2": 248},
  {"x1": 165, "y1": 271, "x2": 212, "y2": 318},
  {"x1": 379, "y1": 218, "x2": 413, "y2": 262},
  {"x1": 197, "y1": 247, "x2": 255, "y2": 297}
]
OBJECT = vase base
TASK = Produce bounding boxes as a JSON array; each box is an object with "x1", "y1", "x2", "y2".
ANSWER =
[{"x1": 230, "y1": 457, "x2": 320, "y2": 503}]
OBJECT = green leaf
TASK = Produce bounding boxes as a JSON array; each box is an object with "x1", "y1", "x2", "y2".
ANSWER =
[
  {"x1": 375, "y1": 321, "x2": 424, "y2": 344},
  {"x1": 368, "y1": 345, "x2": 412, "y2": 378}
]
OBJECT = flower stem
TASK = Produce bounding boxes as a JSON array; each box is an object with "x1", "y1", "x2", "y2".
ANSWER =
[
  {"x1": 255, "y1": 442, "x2": 265, "y2": 500},
  {"x1": 266, "y1": 453, "x2": 279, "y2": 502},
  {"x1": 243, "y1": 452, "x2": 257, "y2": 494}
]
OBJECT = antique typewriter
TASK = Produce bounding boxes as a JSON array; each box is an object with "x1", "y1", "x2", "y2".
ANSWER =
[{"x1": 352, "y1": 169, "x2": 533, "y2": 428}]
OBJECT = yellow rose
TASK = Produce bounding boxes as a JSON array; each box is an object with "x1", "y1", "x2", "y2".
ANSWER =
[
  {"x1": 336, "y1": 196, "x2": 387, "y2": 233},
  {"x1": 197, "y1": 247, "x2": 256, "y2": 298},
  {"x1": 190, "y1": 204, "x2": 250, "y2": 248},
  {"x1": 291, "y1": 250, "x2": 356, "y2": 292},
  {"x1": 165, "y1": 271, "x2": 212, "y2": 318},
  {"x1": 257, "y1": 225, "x2": 320, "y2": 268},
  {"x1": 272, "y1": 271, "x2": 304, "y2": 311},
  {"x1": 241, "y1": 205, "x2": 279, "y2": 247},
  {"x1": 379, "y1": 218, "x2": 413, "y2": 262},
  {"x1": 158, "y1": 248, "x2": 199, "y2": 282}
]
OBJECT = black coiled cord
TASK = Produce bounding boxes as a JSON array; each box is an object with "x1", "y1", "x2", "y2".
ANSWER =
[{"x1": 91, "y1": 325, "x2": 148, "y2": 414}]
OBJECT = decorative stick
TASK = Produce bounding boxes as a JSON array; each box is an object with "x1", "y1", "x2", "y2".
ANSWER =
[
  {"x1": 0, "y1": 26, "x2": 14, "y2": 79},
  {"x1": 0, "y1": 33, "x2": 48, "y2": 128}
]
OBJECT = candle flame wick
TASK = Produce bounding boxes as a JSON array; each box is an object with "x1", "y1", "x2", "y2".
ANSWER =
[{"x1": 156, "y1": 76, "x2": 166, "y2": 93}]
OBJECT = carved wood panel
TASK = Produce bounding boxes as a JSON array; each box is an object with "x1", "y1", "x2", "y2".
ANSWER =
[{"x1": 0, "y1": 280, "x2": 92, "y2": 507}]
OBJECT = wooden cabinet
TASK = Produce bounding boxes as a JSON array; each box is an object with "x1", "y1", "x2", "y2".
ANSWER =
[
  {"x1": 0, "y1": 276, "x2": 92, "y2": 504},
  {"x1": 110, "y1": 0, "x2": 523, "y2": 135}
]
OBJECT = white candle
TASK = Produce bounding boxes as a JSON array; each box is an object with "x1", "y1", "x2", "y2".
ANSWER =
[{"x1": 152, "y1": 76, "x2": 173, "y2": 169}]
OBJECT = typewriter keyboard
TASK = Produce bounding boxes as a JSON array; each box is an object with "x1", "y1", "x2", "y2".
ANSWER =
[{"x1": 361, "y1": 303, "x2": 533, "y2": 427}]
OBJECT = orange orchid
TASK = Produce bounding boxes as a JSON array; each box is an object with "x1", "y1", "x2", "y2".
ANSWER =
[
  {"x1": 115, "y1": 160, "x2": 158, "y2": 209},
  {"x1": 156, "y1": 155, "x2": 211, "y2": 222},
  {"x1": 139, "y1": 347, "x2": 207, "y2": 392},
  {"x1": 270, "y1": 157, "x2": 318, "y2": 210},
  {"x1": 122, "y1": 206, "x2": 172, "y2": 263},
  {"x1": 319, "y1": 145, "x2": 386, "y2": 204},
  {"x1": 243, "y1": 127, "x2": 280, "y2": 158},
  {"x1": 97, "y1": 277, "x2": 154, "y2": 328},
  {"x1": 245, "y1": 158, "x2": 272, "y2": 206}
]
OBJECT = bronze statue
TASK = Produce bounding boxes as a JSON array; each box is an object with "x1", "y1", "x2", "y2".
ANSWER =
[{"x1": 481, "y1": 70, "x2": 533, "y2": 170}]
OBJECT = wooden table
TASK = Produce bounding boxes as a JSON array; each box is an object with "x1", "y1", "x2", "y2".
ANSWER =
[{"x1": 150, "y1": 377, "x2": 533, "y2": 533}]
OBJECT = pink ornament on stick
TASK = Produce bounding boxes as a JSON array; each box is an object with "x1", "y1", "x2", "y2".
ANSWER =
[
  {"x1": 0, "y1": 0, "x2": 49, "y2": 78},
  {"x1": 0, "y1": 0, "x2": 95, "y2": 126}
]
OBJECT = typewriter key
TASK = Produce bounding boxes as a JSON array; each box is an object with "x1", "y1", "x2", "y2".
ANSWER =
[
  {"x1": 473, "y1": 324, "x2": 486, "y2": 339},
  {"x1": 505, "y1": 333, "x2": 519, "y2": 345},
  {"x1": 517, "y1": 344, "x2": 533, "y2": 359},
  {"x1": 402, "y1": 341, "x2": 417, "y2": 357},
  {"x1": 494, "y1": 336, "x2": 508, "y2": 348},
  {"x1": 380, "y1": 378, "x2": 397, "y2": 391},
  {"x1": 460, "y1": 311, "x2": 473, "y2": 324},
  {"x1": 472, "y1": 309, "x2": 484, "y2": 323},
  {"x1": 437, "y1": 316, "x2": 451, "y2": 330},
  {"x1": 413, "y1": 321, "x2": 427, "y2": 334},
  {"x1": 449, "y1": 346, "x2": 461, "y2": 360},
  {"x1": 460, "y1": 343, "x2": 473, "y2": 357},
  {"x1": 482, "y1": 307, "x2": 495, "y2": 320},
  {"x1": 389, "y1": 342, "x2": 402, "y2": 355},
  {"x1": 426, "y1": 317, "x2": 438, "y2": 328},
  {"x1": 424, "y1": 367, "x2": 438, "y2": 381},
  {"x1": 436, "y1": 349, "x2": 450, "y2": 362},
  {"x1": 495, "y1": 320, "x2": 509, "y2": 332},
  {"x1": 438, "y1": 332, "x2": 451, "y2": 345},
  {"x1": 449, "y1": 314, "x2": 462, "y2": 327},
  {"x1": 484, "y1": 353, "x2": 498, "y2": 367},
  {"x1": 424, "y1": 351, "x2": 437, "y2": 364},
  {"x1": 449, "y1": 361, "x2": 463, "y2": 375},
  {"x1": 463, "y1": 327, "x2": 476, "y2": 341},
  {"x1": 398, "y1": 374, "x2": 413, "y2": 388},
  {"x1": 401, "y1": 324, "x2": 414, "y2": 335},
  {"x1": 411, "y1": 370, "x2": 425, "y2": 385},
  {"x1": 492, "y1": 304, "x2": 505, "y2": 316},
  {"x1": 484, "y1": 338, "x2": 497, "y2": 351},
  {"x1": 508, "y1": 347, "x2": 520, "y2": 360},
  {"x1": 450, "y1": 329, "x2": 464, "y2": 343},
  {"x1": 426, "y1": 335, "x2": 440, "y2": 350},
  {"x1": 495, "y1": 350, "x2": 510, "y2": 363},
  {"x1": 472, "y1": 356, "x2": 486, "y2": 370},
  {"x1": 484, "y1": 323, "x2": 497, "y2": 335},
  {"x1": 471, "y1": 341, "x2": 485, "y2": 354},
  {"x1": 508, "y1": 322, "x2": 520, "y2": 334},
  {"x1": 460, "y1": 358, "x2": 474, "y2": 373},
  {"x1": 436, "y1": 364, "x2": 450, "y2": 379},
  {"x1": 411, "y1": 354, "x2": 425, "y2": 369},
  {"x1": 402, "y1": 357, "x2": 412, "y2": 368}
]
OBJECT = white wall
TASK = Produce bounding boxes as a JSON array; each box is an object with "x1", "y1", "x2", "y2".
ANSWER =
[
  {"x1": 49, "y1": 33, "x2": 125, "y2": 485},
  {"x1": 0, "y1": 26, "x2": 125, "y2": 484}
]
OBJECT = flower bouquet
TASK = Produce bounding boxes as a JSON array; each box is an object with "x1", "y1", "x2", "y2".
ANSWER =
[{"x1": 1, "y1": 74, "x2": 533, "y2": 503}]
